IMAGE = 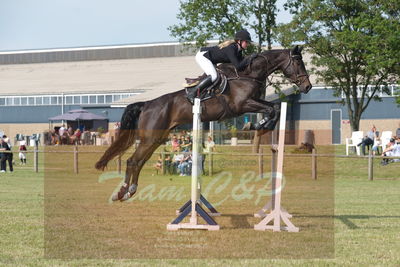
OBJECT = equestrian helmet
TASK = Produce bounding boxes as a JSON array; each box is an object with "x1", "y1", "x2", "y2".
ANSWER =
[{"x1": 235, "y1": 29, "x2": 252, "y2": 42}]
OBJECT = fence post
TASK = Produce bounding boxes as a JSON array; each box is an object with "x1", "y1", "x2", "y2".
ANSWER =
[
  {"x1": 368, "y1": 150, "x2": 373, "y2": 181},
  {"x1": 208, "y1": 151, "x2": 213, "y2": 176},
  {"x1": 161, "y1": 152, "x2": 166, "y2": 175},
  {"x1": 74, "y1": 145, "x2": 78, "y2": 174},
  {"x1": 258, "y1": 147, "x2": 264, "y2": 178},
  {"x1": 34, "y1": 141, "x2": 39, "y2": 173},
  {"x1": 312, "y1": 148, "x2": 317, "y2": 180}
]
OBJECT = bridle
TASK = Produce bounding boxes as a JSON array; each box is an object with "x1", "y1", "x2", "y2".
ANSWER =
[{"x1": 281, "y1": 51, "x2": 309, "y2": 87}]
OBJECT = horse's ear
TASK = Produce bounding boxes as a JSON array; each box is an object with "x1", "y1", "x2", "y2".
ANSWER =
[{"x1": 292, "y1": 45, "x2": 302, "y2": 54}]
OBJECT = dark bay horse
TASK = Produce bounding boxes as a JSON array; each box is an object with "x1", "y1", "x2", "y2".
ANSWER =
[{"x1": 95, "y1": 45, "x2": 312, "y2": 201}]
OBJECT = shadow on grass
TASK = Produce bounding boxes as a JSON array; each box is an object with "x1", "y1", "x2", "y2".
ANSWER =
[
  {"x1": 297, "y1": 214, "x2": 400, "y2": 229},
  {"x1": 220, "y1": 213, "x2": 254, "y2": 229},
  {"x1": 335, "y1": 215, "x2": 400, "y2": 229}
]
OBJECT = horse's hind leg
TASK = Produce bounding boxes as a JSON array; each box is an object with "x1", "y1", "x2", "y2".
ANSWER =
[{"x1": 113, "y1": 131, "x2": 168, "y2": 201}]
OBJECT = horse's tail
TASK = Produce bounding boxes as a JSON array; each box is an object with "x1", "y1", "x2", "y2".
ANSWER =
[{"x1": 95, "y1": 102, "x2": 145, "y2": 170}]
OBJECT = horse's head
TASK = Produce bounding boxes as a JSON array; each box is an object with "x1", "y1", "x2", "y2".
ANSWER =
[{"x1": 280, "y1": 45, "x2": 312, "y2": 93}]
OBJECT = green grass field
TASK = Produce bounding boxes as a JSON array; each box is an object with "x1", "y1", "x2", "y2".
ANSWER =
[{"x1": 0, "y1": 145, "x2": 399, "y2": 266}]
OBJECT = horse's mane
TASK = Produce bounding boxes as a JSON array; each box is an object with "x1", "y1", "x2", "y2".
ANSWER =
[{"x1": 217, "y1": 49, "x2": 291, "y2": 77}]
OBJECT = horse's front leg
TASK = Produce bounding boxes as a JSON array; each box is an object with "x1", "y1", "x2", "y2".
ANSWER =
[{"x1": 241, "y1": 99, "x2": 280, "y2": 131}]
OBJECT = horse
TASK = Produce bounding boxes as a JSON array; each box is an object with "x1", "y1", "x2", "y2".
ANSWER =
[{"x1": 95, "y1": 45, "x2": 312, "y2": 201}]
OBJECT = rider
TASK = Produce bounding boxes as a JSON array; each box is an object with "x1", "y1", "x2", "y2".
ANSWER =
[{"x1": 186, "y1": 29, "x2": 254, "y2": 104}]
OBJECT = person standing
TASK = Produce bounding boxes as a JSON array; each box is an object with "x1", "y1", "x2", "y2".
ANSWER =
[
  {"x1": 202, "y1": 136, "x2": 216, "y2": 174},
  {"x1": 0, "y1": 138, "x2": 10, "y2": 172},
  {"x1": 2, "y1": 135, "x2": 13, "y2": 172}
]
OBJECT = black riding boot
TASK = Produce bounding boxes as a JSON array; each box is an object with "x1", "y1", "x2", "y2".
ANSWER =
[{"x1": 187, "y1": 75, "x2": 212, "y2": 104}]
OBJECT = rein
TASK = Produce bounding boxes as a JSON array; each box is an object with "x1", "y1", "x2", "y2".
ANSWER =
[{"x1": 226, "y1": 50, "x2": 309, "y2": 90}]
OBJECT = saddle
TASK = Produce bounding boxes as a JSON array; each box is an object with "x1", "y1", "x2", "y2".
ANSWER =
[{"x1": 184, "y1": 71, "x2": 228, "y2": 102}]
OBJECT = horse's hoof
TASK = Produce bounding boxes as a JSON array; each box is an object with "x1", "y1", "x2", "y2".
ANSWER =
[
  {"x1": 128, "y1": 184, "x2": 137, "y2": 195},
  {"x1": 111, "y1": 193, "x2": 120, "y2": 201},
  {"x1": 120, "y1": 192, "x2": 131, "y2": 201}
]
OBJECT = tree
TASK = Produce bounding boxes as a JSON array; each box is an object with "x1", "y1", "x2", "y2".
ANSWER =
[
  {"x1": 168, "y1": 0, "x2": 247, "y2": 48},
  {"x1": 245, "y1": 0, "x2": 278, "y2": 51},
  {"x1": 277, "y1": 0, "x2": 400, "y2": 131},
  {"x1": 168, "y1": 0, "x2": 278, "y2": 51}
]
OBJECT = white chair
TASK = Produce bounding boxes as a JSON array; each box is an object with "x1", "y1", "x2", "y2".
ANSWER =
[
  {"x1": 379, "y1": 131, "x2": 393, "y2": 152},
  {"x1": 346, "y1": 131, "x2": 364, "y2": 155}
]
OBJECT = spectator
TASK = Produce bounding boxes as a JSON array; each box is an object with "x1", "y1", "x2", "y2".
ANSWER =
[
  {"x1": 113, "y1": 122, "x2": 121, "y2": 140},
  {"x1": 0, "y1": 138, "x2": 10, "y2": 173},
  {"x1": 202, "y1": 136, "x2": 216, "y2": 174},
  {"x1": 73, "y1": 129, "x2": 82, "y2": 145},
  {"x1": 172, "y1": 152, "x2": 184, "y2": 174},
  {"x1": 178, "y1": 153, "x2": 192, "y2": 176},
  {"x1": 19, "y1": 141, "x2": 27, "y2": 165},
  {"x1": 381, "y1": 138, "x2": 400, "y2": 165},
  {"x1": 154, "y1": 155, "x2": 163, "y2": 174},
  {"x1": 181, "y1": 136, "x2": 192, "y2": 152},
  {"x1": 357, "y1": 125, "x2": 376, "y2": 155},
  {"x1": 59, "y1": 124, "x2": 66, "y2": 137},
  {"x1": 179, "y1": 135, "x2": 185, "y2": 146},
  {"x1": 2, "y1": 135, "x2": 13, "y2": 172},
  {"x1": 163, "y1": 153, "x2": 173, "y2": 175},
  {"x1": 371, "y1": 131, "x2": 381, "y2": 155},
  {"x1": 171, "y1": 135, "x2": 180, "y2": 152},
  {"x1": 67, "y1": 125, "x2": 74, "y2": 136}
]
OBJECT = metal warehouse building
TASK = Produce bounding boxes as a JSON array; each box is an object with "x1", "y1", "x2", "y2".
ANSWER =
[{"x1": 0, "y1": 42, "x2": 398, "y2": 145}]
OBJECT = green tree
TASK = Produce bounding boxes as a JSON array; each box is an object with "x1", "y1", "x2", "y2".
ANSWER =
[
  {"x1": 277, "y1": 0, "x2": 400, "y2": 131},
  {"x1": 245, "y1": 0, "x2": 278, "y2": 51},
  {"x1": 168, "y1": 0, "x2": 279, "y2": 52}
]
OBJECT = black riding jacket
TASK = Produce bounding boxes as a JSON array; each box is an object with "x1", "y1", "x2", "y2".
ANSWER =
[{"x1": 200, "y1": 43, "x2": 249, "y2": 71}]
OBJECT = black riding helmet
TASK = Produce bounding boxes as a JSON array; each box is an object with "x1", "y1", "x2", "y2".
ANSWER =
[{"x1": 235, "y1": 29, "x2": 252, "y2": 42}]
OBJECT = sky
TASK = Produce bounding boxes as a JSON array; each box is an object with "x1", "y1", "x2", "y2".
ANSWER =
[{"x1": 0, "y1": 0, "x2": 292, "y2": 51}]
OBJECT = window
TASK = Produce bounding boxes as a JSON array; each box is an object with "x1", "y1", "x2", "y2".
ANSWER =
[
  {"x1": 14, "y1": 97, "x2": 20, "y2": 105},
  {"x1": 28, "y1": 97, "x2": 35, "y2": 105},
  {"x1": 6, "y1": 98, "x2": 13, "y2": 106},
  {"x1": 0, "y1": 98, "x2": 5, "y2": 106},
  {"x1": 82, "y1": 95, "x2": 88, "y2": 104},
  {"x1": 74, "y1": 96, "x2": 80, "y2": 104},
  {"x1": 98, "y1": 95, "x2": 104, "y2": 104},
  {"x1": 36, "y1": 97, "x2": 43, "y2": 105},
  {"x1": 58, "y1": 96, "x2": 62, "y2": 105},
  {"x1": 89, "y1": 95, "x2": 96, "y2": 104},
  {"x1": 105, "y1": 95, "x2": 112, "y2": 103},
  {"x1": 113, "y1": 94, "x2": 121, "y2": 101},
  {"x1": 51, "y1": 96, "x2": 58, "y2": 105},
  {"x1": 43, "y1": 97, "x2": 50, "y2": 105},
  {"x1": 21, "y1": 97, "x2": 27, "y2": 105},
  {"x1": 65, "y1": 96, "x2": 73, "y2": 104}
]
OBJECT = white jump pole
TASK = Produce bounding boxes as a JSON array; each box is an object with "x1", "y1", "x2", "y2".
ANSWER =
[
  {"x1": 254, "y1": 102, "x2": 299, "y2": 232},
  {"x1": 167, "y1": 98, "x2": 220, "y2": 231},
  {"x1": 190, "y1": 97, "x2": 201, "y2": 225}
]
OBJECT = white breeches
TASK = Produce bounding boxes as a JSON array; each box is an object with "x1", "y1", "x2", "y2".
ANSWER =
[{"x1": 195, "y1": 51, "x2": 218, "y2": 82}]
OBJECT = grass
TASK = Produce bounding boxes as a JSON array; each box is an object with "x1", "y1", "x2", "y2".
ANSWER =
[{"x1": 0, "y1": 145, "x2": 399, "y2": 266}]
